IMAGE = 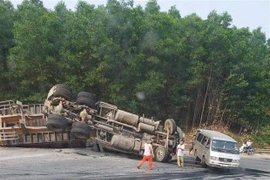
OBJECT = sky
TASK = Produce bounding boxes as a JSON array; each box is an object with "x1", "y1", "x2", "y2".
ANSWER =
[{"x1": 10, "y1": 0, "x2": 270, "y2": 39}]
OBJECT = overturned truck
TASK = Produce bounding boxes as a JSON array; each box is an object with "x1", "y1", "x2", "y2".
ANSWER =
[
  {"x1": 44, "y1": 84, "x2": 184, "y2": 162},
  {"x1": 0, "y1": 84, "x2": 184, "y2": 162}
]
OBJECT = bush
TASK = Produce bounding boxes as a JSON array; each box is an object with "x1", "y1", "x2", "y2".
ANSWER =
[{"x1": 253, "y1": 125, "x2": 270, "y2": 148}]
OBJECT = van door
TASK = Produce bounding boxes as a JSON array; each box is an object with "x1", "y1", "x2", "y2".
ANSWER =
[
  {"x1": 194, "y1": 133, "x2": 204, "y2": 159},
  {"x1": 200, "y1": 136, "x2": 210, "y2": 164},
  {"x1": 194, "y1": 133, "x2": 210, "y2": 166}
]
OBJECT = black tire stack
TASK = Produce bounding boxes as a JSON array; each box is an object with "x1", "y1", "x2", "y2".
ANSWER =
[
  {"x1": 49, "y1": 84, "x2": 73, "y2": 101},
  {"x1": 46, "y1": 114, "x2": 68, "y2": 132},
  {"x1": 70, "y1": 121, "x2": 91, "y2": 139},
  {"x1": 76, "y1": 91, "x2": 97, "y2": 109}
]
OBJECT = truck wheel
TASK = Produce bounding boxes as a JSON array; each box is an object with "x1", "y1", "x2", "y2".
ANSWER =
[
  {"x1": 71, "y1": 122, "x2": 90, "y2": 139},
  {"x1": 77, "y1": 91, "x2": 96, "y2": 101},
  {"x1": 46, "y1": 114, "x2": 68, "y2": 132},
  {"x1": 164, "y1": 119, "x2": 177, "y2": 135},
  {"x1": 76, "y1": 97, "x2": 96, "y2": 109},
  {"x1": 155, "y1": 146, "x2": 169, "y2": 162},
  {"x1": 72, "y1": 121, "x2": 91, "y2": 132},
  {"x1": 54, "y1": 84, "x2": 72, "y2": 93},
  {"x1": 48, "y1": 84, "x2": 72, "y2": 101},
  {"x1": 52, "y1": 88, "x2": 72, "y2": 101}
]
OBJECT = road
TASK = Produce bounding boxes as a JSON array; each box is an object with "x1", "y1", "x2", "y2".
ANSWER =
[
  {"x1": 0, "y1": 147, "x2": 269, "y2": 180},
  {"x1": 240, "y1": 153, "x2": 270, "y2": 172}
]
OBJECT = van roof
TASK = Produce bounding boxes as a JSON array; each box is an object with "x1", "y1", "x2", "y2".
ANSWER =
[{"x1": 197, "y1": 129, "x2": 236, "y2": 142}]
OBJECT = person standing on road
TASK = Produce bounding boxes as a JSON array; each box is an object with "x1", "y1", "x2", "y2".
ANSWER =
[
  {"x1": 137, "y1": 141, "x2": 155, "y2": 170},
  {"x1": 177, "y1": 140, "x2": 185, "y2": 167}
]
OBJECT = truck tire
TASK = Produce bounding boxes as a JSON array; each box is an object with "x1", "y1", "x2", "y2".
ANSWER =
[
  {"x1": 72, "y1": 121, "x2": 91, "y2": 132},
  {"x1": 54, "y1": 84, "x2": 72, "y2": 93},
  {"x1": 71, "y1": 127, "x2": 90, "y2": 139},
  {"x1": 155, "y1": 146, "x2": 169, "y2": 162},
  {"x1": 47, "y1": 84, "x2": 72, "y2": 101},
  {"x1": 164, "y1": 119, "x2": 177, "y2": 135},
  {"x1": 77, "y1": 91, "x2": 96, "y2": 101},
  {"x1": 46, "y1": 114, "x2": 68, "y2": 132},
  {"x1": 76, "y1": 97, "x2": 96, "y2": 109},
  {"x1": 53, "y1": 88, "x2": 72, "y2": 101}
]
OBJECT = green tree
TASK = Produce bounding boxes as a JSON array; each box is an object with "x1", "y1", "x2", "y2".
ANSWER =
[
  {"x1": 10, "y1": 0, "x2": 62, "y2": 101},
  {"x1": 0, "y1": 0, "x2": 14, "y2": 99}
]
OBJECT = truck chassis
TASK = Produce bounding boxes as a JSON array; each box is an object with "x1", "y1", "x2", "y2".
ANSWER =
[{"x1": 0, "y1": 84, "x2": 184, "y2": 162}]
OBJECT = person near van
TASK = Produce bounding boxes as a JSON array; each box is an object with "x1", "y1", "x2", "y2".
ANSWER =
[
  {"x1": 137, "y1": 141, "x2": 154, "y2": 170},
  {"x1": 177, "y1": 140, "x2": 185, "y2": 167},
  {"x1": 189, "y1": 135, "x2": 196, "y2": 155},
  {"x1": 246, "y1": 139, "x2": 253, "y2": 151}
]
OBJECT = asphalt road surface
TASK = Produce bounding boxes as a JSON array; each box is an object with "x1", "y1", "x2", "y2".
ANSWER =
[{"x1": 0, "y1": 147, "x2": 269, "y2": 180}]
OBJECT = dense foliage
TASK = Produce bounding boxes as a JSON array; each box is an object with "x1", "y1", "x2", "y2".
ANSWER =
[{"x1": 0, "y1": 0, "x2": 269, "y2": 144}]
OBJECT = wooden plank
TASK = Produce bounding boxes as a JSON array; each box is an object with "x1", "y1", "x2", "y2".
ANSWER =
[
  {"x1": 0, "y1": 115, "x2": 21, "y2": 123},
  {"x1": 44, "y1": 133, "x2": 50, "y2": 142}
]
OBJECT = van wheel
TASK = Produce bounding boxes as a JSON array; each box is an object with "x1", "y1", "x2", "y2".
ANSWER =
[
  {"x1": 194, "y1": 151, "x2": 200, "y2": 164},
  {"x1": 201, "y1": 156, "x2": 208, "y2": 168}
]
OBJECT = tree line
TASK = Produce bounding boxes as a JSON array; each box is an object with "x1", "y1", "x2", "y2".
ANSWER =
[{"x1": 0, "y1": 0, "x2": 269, "y2": 145}]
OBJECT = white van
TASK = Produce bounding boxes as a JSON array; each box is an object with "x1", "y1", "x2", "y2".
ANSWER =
[{"x1": 193, "y1": 129, "x2": 240, "y2": 168}]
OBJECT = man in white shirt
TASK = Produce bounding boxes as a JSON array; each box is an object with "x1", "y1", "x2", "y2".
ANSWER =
[
  {"x1": 137, "y1": 141, "x2": 155, "y2": 170},
  {"x1": 177, "y1": 140, "x2": 185, "y2": 167}
]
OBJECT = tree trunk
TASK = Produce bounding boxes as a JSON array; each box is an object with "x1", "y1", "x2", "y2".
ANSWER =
[
  {"x1": 226, "y1": 119, "x2": 231, "y2": 128},
  {"x1": 199, "y1": 68, "x2": 212, "y2": 127},
  {"x1": 185, "y1": 102, "x2": 190, "y2": 131},
  {"x1": 206, "y1": 90, "x2": 220, "y2": 126},
  {"x1": 213, "y1": 92, "x2": 222, "y2": 125},
  {"x1": 218, "y1": 103, "x2": 227, "y2": 126},
  {"x1": 191, "y1": 88, "x2": 201, "y2": 129}
]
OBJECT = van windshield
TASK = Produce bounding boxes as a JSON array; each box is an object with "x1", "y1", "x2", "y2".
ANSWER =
[{"x1": 211, "y1": 140, "x2": 239, "y2": 154}]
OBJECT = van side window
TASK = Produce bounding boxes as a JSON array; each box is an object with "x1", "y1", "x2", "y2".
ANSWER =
[
  {"x1": 202, "y1": 136, "x2": 208, "y2": 145},
  {"x1": 206, "y1": 139, "x2": 210, "y2": 146},
  {"x1": 205, "y1": 138, "x2": 211, "y2": 148},
  {"x1": 196, "y1": 133, "x2": 203, "y2": 142}
]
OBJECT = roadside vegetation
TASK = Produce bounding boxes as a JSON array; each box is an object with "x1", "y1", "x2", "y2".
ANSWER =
[{"x1": 0, "y1": 0, "x2": 269, "y2": 147}]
